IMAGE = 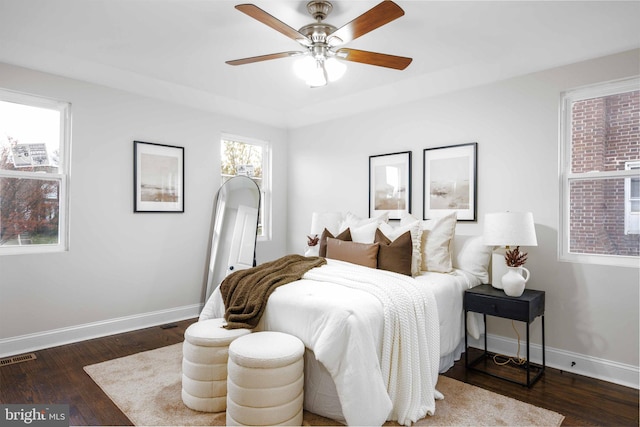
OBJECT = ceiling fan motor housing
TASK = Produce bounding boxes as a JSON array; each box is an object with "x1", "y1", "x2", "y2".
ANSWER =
[
  {"x1": 299, "y1": 23, "x2": 336, "y2": 44},
  {"x1": 307, "y1": 1, "x2": 333, "y2": 21},
  {"x1": 301, "y1": 1, "x2": 337, "y2": 48}
]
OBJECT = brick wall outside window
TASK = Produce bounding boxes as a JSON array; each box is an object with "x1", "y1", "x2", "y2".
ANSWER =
[{"x1": 570, "y1": 90, "x2": 640, "y2": 256}]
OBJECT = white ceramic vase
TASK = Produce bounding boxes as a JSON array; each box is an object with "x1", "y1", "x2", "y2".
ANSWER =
[{"x1": 502, "y1": 266, "x2": 530, "y2": 297}]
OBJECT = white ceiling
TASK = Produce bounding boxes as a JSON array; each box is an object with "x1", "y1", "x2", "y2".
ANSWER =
[{"x1": 1, "y1": 0, "x2": 639, "y2": 128}]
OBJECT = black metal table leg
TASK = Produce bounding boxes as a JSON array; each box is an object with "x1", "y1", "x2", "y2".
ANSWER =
[{"x1": 526, "y1": 321, "x2": 530, "y2": 386}]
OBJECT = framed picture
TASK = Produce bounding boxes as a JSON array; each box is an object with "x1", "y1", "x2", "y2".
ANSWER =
[
  {"x1": 423, "y1": 142, "x2": 477, "y2": 221},
  {"x1": 369, "y1": 151, "x2": 411, "y2": 220},
  {"x1": 134, "y1": 141, "x2": 184, "y2": 213}
]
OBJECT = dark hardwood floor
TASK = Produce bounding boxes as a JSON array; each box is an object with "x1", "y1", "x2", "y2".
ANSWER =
[
  {"x1": 1, "y1": 318, "x2": 638, "y2": 426},
  {"x1": 445, "y1": 348, "x2": 639, "y2": 426}
]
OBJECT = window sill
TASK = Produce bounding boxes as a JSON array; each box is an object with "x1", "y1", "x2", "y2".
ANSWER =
[{"x1": 559, "y1": 253, "x2": 639, "y2": 268}]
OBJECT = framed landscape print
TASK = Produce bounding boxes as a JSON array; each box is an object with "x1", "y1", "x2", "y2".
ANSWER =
[
  {"x1": 423, "y1": 142, "x2": 477, "y2": 221},
  {"x1": 134, "y1": 141, "x2": 184, "y2": 213},
  {"x1": 369, "y1": 151, "x2": 411, "y2": 220}
]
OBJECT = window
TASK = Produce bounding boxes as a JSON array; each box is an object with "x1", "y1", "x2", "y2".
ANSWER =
[
  {"x1": 559, "y1": 77, "x2": 640, "y2": 266},
  {"x1": 221, "y1": 134, "x2": 270, "y2": 240},
  {"x1": 0, "y1": 90, "x2": 71, "y2": 255}
]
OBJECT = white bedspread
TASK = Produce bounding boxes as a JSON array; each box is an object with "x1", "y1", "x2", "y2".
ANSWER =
[
  {"x1": 200, "y1": 259, "x2": 441, "y2": 426},
  {"x1": 416, "y1": 269, "x2": 481, "y2": 357}
]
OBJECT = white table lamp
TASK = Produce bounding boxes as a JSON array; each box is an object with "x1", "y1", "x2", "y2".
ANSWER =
[{"x1": 483, "y1": 212, "x2": 538, "y2": 289}]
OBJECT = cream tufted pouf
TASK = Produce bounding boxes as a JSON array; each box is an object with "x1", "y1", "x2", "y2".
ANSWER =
[
  {"x1": 181, "y1": 318, "x2": 251, "y2": 412},
  {"x1": 226, "y1": 331, "x2": 305, "y2": 426}
]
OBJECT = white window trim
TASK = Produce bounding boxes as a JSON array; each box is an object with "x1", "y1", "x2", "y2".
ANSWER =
[
  {"x1": 221, "y1": 133, "x2": 271, "y2": 241},
  {"x1": 0, "y1": 89, "x2": 71, "y2": 255},
  {"x1": 625, "y1": 161, "x2": 640, "y2": 235},
  {"x1": 558, "y1": 77, "x2": 640, "y2": 268}
]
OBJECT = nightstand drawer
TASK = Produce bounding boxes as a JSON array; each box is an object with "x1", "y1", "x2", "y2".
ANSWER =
[
  {"x1": 464, "y1": 285, "x2": 544, "y2": 322},
  {"x1": 464, "y1": 295, "x2": 528, "y2": 321}
]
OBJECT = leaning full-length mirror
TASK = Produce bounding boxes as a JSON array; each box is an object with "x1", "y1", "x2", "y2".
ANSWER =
[{"x1": 204, "y1": 176, "x2": 261, "y2": 301}]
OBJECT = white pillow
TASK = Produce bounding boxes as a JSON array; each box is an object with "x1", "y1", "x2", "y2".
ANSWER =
[
  {"x1": 339, "y1": 212, "x2": 389, "y2": 243},
  {"x1": 400, "y1": 212, "x2": 421, "y2": 226},
  {"x1": 340, "y1": 212, "x2": 389, "y2": 230},
  {"x1": 310, "y1": 212, "x2": 343, "y2": 236},
  {"x1": 349, "y1": 222, "x2": 379, "y2": 243},
  {"x1": 379, "y1": 220, "x2": 422, "y2": 276},
  {"x1": 305, "y1": 246, "x2": 320, "y2": 257},
  {"x1": 452, "y1": 235, "x2": 492, "y2": 284},
  {"x1": 421, "y1": 212, "x2": 457, "y2": 273}
]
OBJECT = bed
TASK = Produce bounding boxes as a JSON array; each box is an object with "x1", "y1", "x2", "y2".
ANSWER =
[{"x1": 200, "y1": 212, "x2": 492, "y2": 426}]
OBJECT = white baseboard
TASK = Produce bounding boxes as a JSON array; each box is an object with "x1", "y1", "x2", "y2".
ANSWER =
[
  {"x1": 468, "y1": 333, "x2": 639, "y2": 390},
  {"x1": 0, "y1": 304, "x2": 203, "y2": 358}
]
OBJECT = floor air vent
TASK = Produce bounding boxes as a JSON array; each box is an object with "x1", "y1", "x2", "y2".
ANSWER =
[{"x1": 0, "y1": 353, "x2": 37, "y2": 367}]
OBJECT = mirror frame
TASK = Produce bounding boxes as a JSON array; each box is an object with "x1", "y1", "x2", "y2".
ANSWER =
[{"x1": 203, "y1": 176, "x2": 261, "y2": 301}]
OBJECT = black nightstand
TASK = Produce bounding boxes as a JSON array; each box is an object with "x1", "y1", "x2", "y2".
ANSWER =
[{"x1": 464, "y1": 284, "x2": 545, "y2": 387}]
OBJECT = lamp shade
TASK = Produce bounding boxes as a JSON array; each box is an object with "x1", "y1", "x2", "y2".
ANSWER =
[{"x1": 483, "y1": 212, "x2": 538, "y2": 247}]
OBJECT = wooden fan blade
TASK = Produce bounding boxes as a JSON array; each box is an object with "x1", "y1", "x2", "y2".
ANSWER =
[
  {"x1": 328, "y1": 1, "x2": 404, "y2": 45},
  {"x1": 336, "y1": 48, "x2": 412, "y2": 70},
  {"x1": 235, "y1": 4, "x2": 311, "y2": 46},
  {"x1": 226, "y1": 51, "x2": 303, "y2": 66}
]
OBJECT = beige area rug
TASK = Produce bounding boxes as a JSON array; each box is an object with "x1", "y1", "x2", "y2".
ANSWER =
[{"x1": 84, "y1": 343, "x2": 564, "y2": 426}]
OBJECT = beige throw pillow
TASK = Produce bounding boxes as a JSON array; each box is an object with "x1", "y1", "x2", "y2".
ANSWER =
[{"x1": 421, "y1": 212, "x2": 457, "y2": 273}]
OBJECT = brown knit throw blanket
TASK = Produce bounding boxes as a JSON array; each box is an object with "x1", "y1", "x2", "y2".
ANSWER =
[{"x1": 220, "y1": 254, "x2": 327, "y2": 329}]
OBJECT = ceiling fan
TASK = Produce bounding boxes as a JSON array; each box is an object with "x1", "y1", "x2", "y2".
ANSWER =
[{"x1": 226, "y1": 1, "x2": 413, "y2": 87}]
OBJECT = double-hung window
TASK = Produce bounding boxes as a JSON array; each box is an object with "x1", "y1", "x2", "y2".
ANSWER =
[
  {"x1": 0, "y1": 90, "x2": 71, "y2": 255},
  {"x1": 559, "y1": 77, "x2": 639, "y2": 266},
  {"x1": 220, "y1": 134, "x2": 271, "y2": 240}
]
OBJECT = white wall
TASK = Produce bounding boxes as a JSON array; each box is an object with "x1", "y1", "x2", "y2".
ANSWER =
[
  {"x1": 0, "y1": 62, "x2": 288, "y2": 351},
  {"x1": 287, "y1": 50, "x2": 640, "y2": 384}
]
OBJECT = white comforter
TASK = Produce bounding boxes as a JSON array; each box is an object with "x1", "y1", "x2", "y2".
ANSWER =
[{"x1": 200, "y1": 259, "x2": 441, "y2": 426}]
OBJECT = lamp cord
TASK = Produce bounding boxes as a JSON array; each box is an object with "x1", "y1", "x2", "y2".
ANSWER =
[{"x1": 492, "y1": 320, "x2": 527, "y2": 366}]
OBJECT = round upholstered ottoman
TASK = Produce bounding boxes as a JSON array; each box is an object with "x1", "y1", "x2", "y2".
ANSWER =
[
  {"x1": 226, "y1": 331, "x2": 305, "y2": 426},
  {"x1": 181, "y1": 318, "x2": 251, "y2": 412}
]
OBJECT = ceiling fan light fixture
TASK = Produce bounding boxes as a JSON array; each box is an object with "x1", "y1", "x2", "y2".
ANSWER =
[
  {"x1": 324, "y1": 57, "x2": 346, "y2": 82},
  {"x1": 293, "y1": 55, "x2": 345, "y2": 87},
  {"x1": 293, "y1": 56, "x2": 326, "y2": 87},
  {"x1": 294, "y1": 56, "x2": 320, "y2": 85}
]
